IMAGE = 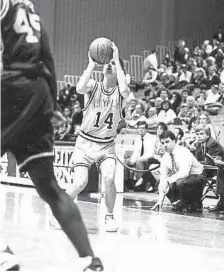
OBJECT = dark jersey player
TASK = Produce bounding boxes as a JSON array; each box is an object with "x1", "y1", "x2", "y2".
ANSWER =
[{"x1": 0, "y1": 0, "x2": 103, "y2": 271}]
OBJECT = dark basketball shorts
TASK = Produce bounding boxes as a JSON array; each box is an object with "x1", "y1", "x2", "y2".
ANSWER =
[{"x1": 1, "y1": 75, "x2": 54, "y2": 172}]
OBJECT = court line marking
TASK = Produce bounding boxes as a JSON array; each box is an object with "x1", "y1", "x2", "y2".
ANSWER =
[
  {"x1": 0, "y1": 184, "x2": 223, "y2": 224},
  {"x1": 78, "y1": 200, "x2": 224, "y2": 224}
]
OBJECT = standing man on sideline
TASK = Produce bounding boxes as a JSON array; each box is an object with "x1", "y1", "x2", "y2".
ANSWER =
[
  {"x1": 1, "y1": 0, "x2": 103, "y2": 271},
  {"x1": 152, "y1": 131, "x2": 205, "y2": 213},
  {"x1": 67, "y1": 44, "x2": 130, "y2": 232}
]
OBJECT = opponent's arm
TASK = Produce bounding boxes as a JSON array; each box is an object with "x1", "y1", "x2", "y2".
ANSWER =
[
  {"x1": 112, "y1": 43, "x2": 130, "y2": 99},
  {"x1": 39, "y1": 21, "x2": 58, "y2": 110},
  {"x1": 76, "y1": 53, "x2": 96, "y2": 94},
  {"x1": 39, "y1": 21, "x2": 67, "y2": 127},
  {"x1": 1, "y1": 0, "x2": 9, "y2": 70}
]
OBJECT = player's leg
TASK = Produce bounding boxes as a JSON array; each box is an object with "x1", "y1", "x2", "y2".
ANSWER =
[
  {"x1": 67, "y1": 138, "x2": 93, "y2": 200},
  {"x1": 1, "y1": 77, "x2": 31, "y2": 271},
  {"x1": 51, "y1": 153, "x2": 89, "y2": 229},
  {"x1": 66, "y1": 165, "x2": 89, "y2": 199},
  {"x1": 27, "y1": 157, "x2": 103, "y2": 271},
  {"x1": 99, "y1": 157, "x2": 118, "y2": 232}
]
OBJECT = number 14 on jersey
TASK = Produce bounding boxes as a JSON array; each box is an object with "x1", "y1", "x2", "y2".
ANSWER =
[{"x1": 94, "y1": 112, "x2": 114, "y2": 129}]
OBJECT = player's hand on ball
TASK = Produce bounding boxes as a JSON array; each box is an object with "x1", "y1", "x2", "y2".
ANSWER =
[
  {"x1": 111, "y1": 42, "x2": 119, "y2": 61},
  {"x1": 51, "y1": 111, "x2": 67, "y2": 128},
  {"x1": 88, "y1": 51, "x2": 96, "y2": 66},
  {"x1": 151, "y1": 201, "x2": 163, "y2": 212}
]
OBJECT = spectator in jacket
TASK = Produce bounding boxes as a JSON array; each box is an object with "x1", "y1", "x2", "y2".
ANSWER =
[{"x1": 195, "y1": 125, "x2": 224, "y2": 213}]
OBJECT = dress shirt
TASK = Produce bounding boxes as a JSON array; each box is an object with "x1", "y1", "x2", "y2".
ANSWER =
[
  {"x1": 142, "y1": 70, "x2": 158, "y2": 84},
  {"x1": 220, "y1": 70, "x2": 224, "y2": 84},
  {"x1": 129, "y1": 133, "x2": 157, "y2": 163},
  {"x1": 159, "y1": 145, "x2": 204, "y2": 192},
  {"x1": 157, "y1": 109, "x2": 176, "y2": 124},
  {"x1": 127, "y1": 115, "x2": 148, "y2": 129},
  {"x1": 147, "y1": 115, "x2": 158, "y2": 128},
  {"x1": 179, "y1": 71, "x2": 192, "y2": 83},
  {"x1": 204, "y1": 89, "x2": 220, "y2": 104}
]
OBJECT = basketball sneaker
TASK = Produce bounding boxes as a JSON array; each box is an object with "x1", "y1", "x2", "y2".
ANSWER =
[
  {"x1": 79, "y1": 256, "x2": 104, "y2": 271},
  {"x1": 0, "y1": 245, "x2": 20, "y2": 271},
  {"x1": 105, "y1": 214, "x2": 118, "y2": 232}
]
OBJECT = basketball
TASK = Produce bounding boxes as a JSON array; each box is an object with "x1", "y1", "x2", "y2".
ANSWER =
[{"x1": 89, "y1": 37, "x2": 113, "y2": 65}]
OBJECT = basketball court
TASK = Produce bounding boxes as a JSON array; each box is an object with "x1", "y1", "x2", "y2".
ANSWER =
[{"x1": 1, "y1": 183, "x2": 224, "y2": 272}]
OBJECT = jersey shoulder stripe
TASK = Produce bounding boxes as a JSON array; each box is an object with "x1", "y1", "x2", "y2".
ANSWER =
[
  {"x1": 0, "y1": 0, "x2": 10, "y2": 20},
  {"x1": 119, "y1": 93, "x2": 125, "y2": 119},
  {"x1": 82, "y1": 81, "x2": 98, "y2": 111}
]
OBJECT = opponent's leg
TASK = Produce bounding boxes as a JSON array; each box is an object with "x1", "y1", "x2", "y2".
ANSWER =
[
  {"x1": 27, "y1": 157, "x2": 103, "y2": 271},
  {"x1": 50, "y1": 166, "x2": 89, "y2": 229},
  {"x1": 99, "y1": 158, "x2": 118, "y2": 232}
]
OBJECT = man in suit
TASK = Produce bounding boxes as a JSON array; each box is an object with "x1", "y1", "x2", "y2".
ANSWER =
[
  {"x1": 126, "y1": 121, "x2": 158, "y2": 192},
  {"x1": 195, "y1": 124, "x2": 224, "y2": 212}
]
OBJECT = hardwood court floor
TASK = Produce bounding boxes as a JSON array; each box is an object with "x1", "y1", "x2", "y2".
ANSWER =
[{"x1": 0, "y1": 184, "x2": 224, "y2": 272}]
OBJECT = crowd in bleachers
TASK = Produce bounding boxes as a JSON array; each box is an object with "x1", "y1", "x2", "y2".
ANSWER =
[
  {"x1": 55, "y1": 28, "x2": 224, "y2": 143},
  {"x1": 52, "y1": 28, "x2": 224, "y2": 214}
]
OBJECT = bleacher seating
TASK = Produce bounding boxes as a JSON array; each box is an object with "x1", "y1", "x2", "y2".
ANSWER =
[{"x1": 64, "y1": 75, "x2": 80, "y2": 86}]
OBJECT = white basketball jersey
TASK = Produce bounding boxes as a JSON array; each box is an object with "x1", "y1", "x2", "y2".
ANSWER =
[{"x1": 79, "y1": 82, "x2": 123, "y2": 143}]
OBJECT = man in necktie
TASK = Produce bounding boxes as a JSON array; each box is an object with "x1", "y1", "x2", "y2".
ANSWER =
[
  {"x1": 140, "y1": 136, "x2": 144, "y2": 157},
  {"x1": 127, "y1": 121, "x2": 158, "y2": 192},
  {"x1": 195, "y1": 125, "x2": 224, "y2": 213},
  {"x1": 152, "y1": 131, "x2": 205, "y2": 212},
  {"x1": 202, "y1": 144, "x2": 206, "y2": 157}
]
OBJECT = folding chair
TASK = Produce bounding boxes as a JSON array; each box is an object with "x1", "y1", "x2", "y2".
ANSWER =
[{"x1": 201, "y1": 165, "x2": 219, "y2": 201}]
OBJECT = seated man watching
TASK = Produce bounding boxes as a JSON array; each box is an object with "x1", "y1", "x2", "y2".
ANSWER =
[
  {"x1": 152, "y1": 131, "x2": 205, "y2": 212},
  {"x1": 126, "y1": 121, "x2": 158, "y2": 192},
  {"x1": 195, "y1": 125, "x2": 224, "y2": 213}
]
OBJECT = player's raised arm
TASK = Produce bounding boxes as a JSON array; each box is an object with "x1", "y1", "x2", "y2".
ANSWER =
[
  {"x1": 76, "y1": 52, "x2": 96, "y2": 94},
  {"x1": 0, "y1": 0, "x2": 9, "y2": 20},
  {"x1": 112, "y1": 42, "x2": 130, "y2": 99}
]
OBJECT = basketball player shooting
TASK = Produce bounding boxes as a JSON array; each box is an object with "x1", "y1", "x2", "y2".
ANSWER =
[
  {"x1": 67, "y1": 41, "x2": 130, "y2": 232},
  {"x1": 1, "y1": 0, "x2": 103, "y2": 271}
]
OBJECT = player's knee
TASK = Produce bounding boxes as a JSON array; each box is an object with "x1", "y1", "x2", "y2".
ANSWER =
[
  {"x1": 73, "y1": 168, "x2": 88, "y2": 188},
  {"x1": 78, "y1": 175, "x2": 88, "y2": 188},
  {"x1": 69, "y1": 179, "x2": 88, "y2": 199},
  {"x1": 67, "y1": 168, "x2": 89, "y2": 198},
  {"x1": 102, "y1": 173, "x2": 115, "y2": 188},
  {"x1": 36, "y1": 177, "x2": 62, "y2": 204}
]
